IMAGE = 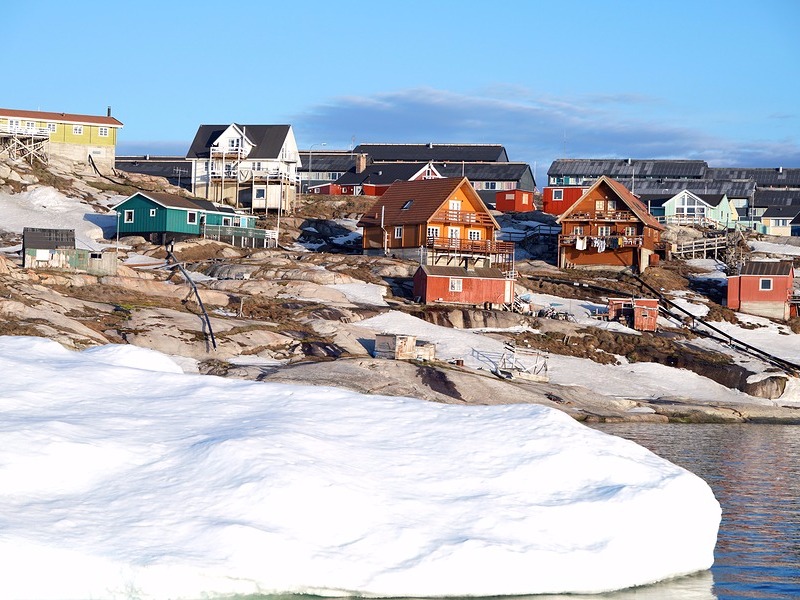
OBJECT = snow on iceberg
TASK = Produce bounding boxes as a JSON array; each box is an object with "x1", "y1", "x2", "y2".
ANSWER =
[{"x1": 0, "y1": 336, "x2": 720, "y2": 599}]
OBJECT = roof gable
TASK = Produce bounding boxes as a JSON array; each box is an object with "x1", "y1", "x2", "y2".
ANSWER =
[
  {"x1": 186, "y1": 124, "x2": 293, "y2": 160},
  {"x1": 357, "y1": 177, "x2": 498, "y2": 229},
  {"x1": 556, "y1": 176, "x2": 664, "y2": 230}
]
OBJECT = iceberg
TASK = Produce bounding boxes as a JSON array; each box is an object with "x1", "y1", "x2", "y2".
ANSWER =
[{"x1": 0, "y1": 336, "x2": 720, "y2": 599}]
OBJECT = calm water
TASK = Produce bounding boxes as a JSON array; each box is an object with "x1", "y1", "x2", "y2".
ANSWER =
[
  {"x1": 592, "y1": 423, "x2": 800, "y2": 600},
  {"x1": 249, "y1": 424, "x2": 800, "y2": 600}
]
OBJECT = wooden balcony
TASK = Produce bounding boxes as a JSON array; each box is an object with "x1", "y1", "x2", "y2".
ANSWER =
[
  {"x1": 431, "y1": 209, "x2": 495, "y2": 226},
  {"x1": 559, "y1": 234, "x2": 643, "y2": 248},
  {"x1": 426, "y1": 236, "x2": 514, "y2": 255},
  {"x1": 567, "y1": 211, "x2": 635, "y2": 221}
]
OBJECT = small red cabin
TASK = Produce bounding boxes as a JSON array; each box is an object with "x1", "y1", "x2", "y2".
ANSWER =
[
  {"x1": 413, "y1": 264, "x2": 513, "y2": 306},
  {"x1": 608, "y1": 297, "x2": 660, "y2": 332},
  {"x1": 727, "y1": 260, "x2": 796, "y2": 320},
  {"x1": 495, "y1": 189, "x2": 535, "y2": 212},
  {"x1": 542, "y1": 186, "x2": 586, "y2": 215}
]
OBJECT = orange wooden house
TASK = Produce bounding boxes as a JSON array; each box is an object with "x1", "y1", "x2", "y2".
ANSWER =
[{"x1": 556, "y1": 176, "x2": 664, "y2": 273}]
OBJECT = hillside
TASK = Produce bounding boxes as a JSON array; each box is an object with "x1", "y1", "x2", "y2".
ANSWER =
[{"x1": 1, "y1": 155, "x2": 799, "y2": 422}]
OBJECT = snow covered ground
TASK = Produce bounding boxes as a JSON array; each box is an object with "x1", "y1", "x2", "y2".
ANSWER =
[{"x1": 0, "y1": 336, "x2": 721, "y2": 599}]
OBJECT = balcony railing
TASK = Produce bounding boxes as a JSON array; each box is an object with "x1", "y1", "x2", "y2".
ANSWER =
[
  {"x1": 0, "y1": 125, "x2": 50, "y2": 137},
  {"x1": 431, "y1": 209, "x2": 495, "y2": 226},
  {"x1": 568, "y1": 211, "x2": 635, "y2": 221},
  {"x1": 559, "y1": 234, "x2": 643, "y2": 248},
  {"x1": 426, "y1": 236, "x2": 514, "y2": 255}
]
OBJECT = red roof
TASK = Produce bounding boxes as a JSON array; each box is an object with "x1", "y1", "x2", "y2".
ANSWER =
[{"x1": 0, "y1": 107, "x2": 123, "y2": 127}]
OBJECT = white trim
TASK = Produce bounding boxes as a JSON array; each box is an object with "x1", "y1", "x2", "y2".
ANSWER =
[
  {"x1": 123, "y1": 210, "x2": 134, "y2": 223},
  {"x1": 187, "y1": 211, "x2": 198, "y2": 225}
]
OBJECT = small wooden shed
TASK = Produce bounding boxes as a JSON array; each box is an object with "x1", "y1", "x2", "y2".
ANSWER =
[
  {"x1": 413, "y1": 264, "x2": 513, "y2": 306},
  {"x1": 608, "y1": 297, "x2": 660, "y2": 332},
  {"x1": 374, "y1": 333, "x2": 435, "y2": 361},
  {"x1": 495, "y1": 189, "x2": 535, "y2": 212}
]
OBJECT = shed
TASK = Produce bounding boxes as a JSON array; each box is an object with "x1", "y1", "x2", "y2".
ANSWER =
[
  {"x1": 374, "y1": 333, "x2": 435, "y2": 361},
  {"x1": 727, "y1": 260, "x2": 796, "y2": 320},
  {"x1": 22, "y1": 227, "x2": 117, "y2": 275},
  {"x1": 495, "y1": 189, "x2": 536, "y2": 212},
  {"x1": 413, "y1": 264, "x2": 513, "y2": 306},
  {"x1": 607, "y1": 297, "x2": 660, "y2": 332}
]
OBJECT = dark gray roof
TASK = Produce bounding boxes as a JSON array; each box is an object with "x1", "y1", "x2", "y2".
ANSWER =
[
  {"x1": 22, "y1": 227, "x2": 75, "y2": 250},
  {"x1": 435, "y1": 162, "x2": 534, "y2": 185},
  {"x1": 186, "y1": 124, "x2": 291, "y2": 160},
  {"x1": 753, "y1": 189, "x2": 800, "y2": 207},
  {"x1": 636, "y1": 194, "x2": 672, "y2": 208},
  {"x1": 548, "y1": 159, "x2": 708, "y2": 179},
  {"x1": 629, "y1": 178, "x2": 755, "y2": 198},
  {"x1": 354, "y1": 143, "x2": 508, "y2": 163},
  {"x1": 708, "y1": 167, "x2": 800, "y2": 188},
  {"x1": 297, "y1": 151, "x2": 356, "y2": 172},
  {"x1": 762, "y1": 204, "x2": 800, "y2": 218},
  {"x1": 335, "y1": 163, "x2": 430, "y2": 186},
  {"x1": 740, "y1": 260, "x2": 794, "y2": 277},
  {"x1": 115, "y1": 157, "x2": 191, "y2": 180},
  {"x1": 419, "y1": 264, "x2": 507, "y2": 279}
]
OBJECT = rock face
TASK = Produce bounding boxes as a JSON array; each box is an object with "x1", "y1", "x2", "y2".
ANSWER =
[{"x1": 744, "y1": 374, "x2": 788, "y2": 399}]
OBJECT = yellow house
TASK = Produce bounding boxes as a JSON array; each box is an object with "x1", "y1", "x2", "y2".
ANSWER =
[{"x1": 0, "y1": 107, "x2": 123, "y2": 168}]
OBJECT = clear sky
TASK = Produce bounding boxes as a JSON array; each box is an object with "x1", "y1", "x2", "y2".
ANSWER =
[{"x1": 4, "y1": 0, "x2": 799, "y2": 179}]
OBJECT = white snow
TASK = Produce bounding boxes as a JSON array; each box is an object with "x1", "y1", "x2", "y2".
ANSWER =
[
  {"x1": 749, "y1": 240, "x2": 800, "y2": 256},
  {"x1": 0, "y1": 335, "x2": 721, "y2": 599},
  {"x1": 0, "y1": 186, "x2": 119, "y2": 250},
  {"x1": 326, "y1": 282, "x2": 389, "y2": 306}
]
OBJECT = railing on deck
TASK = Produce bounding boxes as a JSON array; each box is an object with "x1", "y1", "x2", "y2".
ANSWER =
[
  {"x1": 426, "y1": 236, "x2": 514, "y2": 254},
  {"x1": 431, "y1": 209, "x2": 495, "y2": 226},
  {"x1": 559, "y1": 234, "x2": 643, "y2": 247}
]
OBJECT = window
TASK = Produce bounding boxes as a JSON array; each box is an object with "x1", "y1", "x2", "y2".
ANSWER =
[
  {"x1": 90, "y1": 252, "x2": 102, "y2": 260},
  {"x1": 401, "y1": 199, "x2": 413, "y2": 210},
  {"x1": 25, "y1": 121, "x2": 36, "y2": 131},
  {"x1": 624, "y1": 226, "x2": 636, "y2": 236},
  {"x1": 595, "y1": 200, "x2": 605, "y2": 212},
  {"x1": 607, "y1": 200, "x2": 617, "y2": 210},
  {"x1": 573, "y1": 225, "x2": 584, "y2": 236},
  {"x1": 427, "y1": 226, "x2": 440, "y2": 239},
  {"x1": 223, "y1": 217, "x2": 232, "y2": 226},
  {"x1": 149, "y1": 209, "x2": 156, "y2": 217},
  {"x1": 552, "y1": 189, "x2": 564, "y2": 201},
  {"x1": 252, "y1": 162, "x2": 262, "y2": 171},
  {"x1": 394, "y1": 226, "x2": 403, "y2": 239},
  {"x1": 485, "y1": 182, "x2": 497, "y2": 190},
  {"x1": 123, "y1": 210, "x2": 134, "y2": 223},
  {"x1": 47, "y1": 123, "x2": 57, "y2": 133},
  {"x1": 187, "y1": 211, "x2": 198, "y2": 224},
  {"x1": 255, "y1": 188, "x2": 266, "y2": 199},
  {"x1": 598, "y1": 225, "x2": 611, "y2": 236},
  {"x1": 73, "y1": 125, "x2": 83, "y2": 135},
  {"x1": 228, "y1": 137, "x2": 241, "y2": 150},
  {"x1": 98, "y1": 127, "x2": 109, "y2": 137},
  {"x1": 522, "y1": 193, "x2": 529, "y2": 205},
  {"x1": 468, "y1": 229, "x2": 481, "y2": 240},
  {"x1": 8, "y1": 119, "x2": 20, "y2": 130},
  {"x1": 448, "y1": 227, "x2": 460, "y2": 239},
  {"x1": 449, "y1": 200, "x2": 462, "y2": 211},
  {"x1": 449, "y1": 278, "x2": 463, "y2": 292},
  {"x1": 759, "y1": 278, "x2": 773, "y2": 291},
  {"x1": 233, "y1": 217, "x2": 241, "y2": 227}
]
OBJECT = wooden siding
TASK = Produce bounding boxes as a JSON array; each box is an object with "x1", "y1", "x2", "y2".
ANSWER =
[
  {"x1": 413, "y1": 270, "x2": 511, "y2": 305},
  {"x1": 495, "y1": 189, "x2": 535, "y2": 212}
]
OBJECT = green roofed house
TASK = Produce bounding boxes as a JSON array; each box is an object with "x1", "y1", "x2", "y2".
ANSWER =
[{"x1": 113, "y1": 191, "x2": 276, "y2": 247}]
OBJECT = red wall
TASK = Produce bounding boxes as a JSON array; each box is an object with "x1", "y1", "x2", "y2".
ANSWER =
[
  {"x1": 542, "y1": 187, "x2": 585, "y2": 215},
  {"x1": 495, "y1": 189, "x2": 535, "y2": 212},
  {"x1": 414, "y1": 270, "x2": 510, "y2": 305},
  {"x1": 731, "y1": 274, "x2": 793, "y2": 305}
]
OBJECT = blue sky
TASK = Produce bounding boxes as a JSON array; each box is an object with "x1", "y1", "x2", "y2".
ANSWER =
[{"x1": 5, "y1": 0, "x2": 799, "y2": 181}]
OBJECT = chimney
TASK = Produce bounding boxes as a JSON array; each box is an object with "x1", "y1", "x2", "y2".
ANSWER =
[
  {"x1": 355, "y1": 153, "x2": 368, "y2": 173},
  {"x1": 107, "y1": 106, "x2": 112, "y2": 117}
]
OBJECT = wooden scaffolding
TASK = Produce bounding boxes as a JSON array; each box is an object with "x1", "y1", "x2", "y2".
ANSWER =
[{"x1": 0, "y1": 126, "x2": 50, "y2": 165}]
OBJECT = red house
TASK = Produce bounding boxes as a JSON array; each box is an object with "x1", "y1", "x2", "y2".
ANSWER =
[
  {"x1": 542, "y1": 186, "x2": 586, "y2": 215},
  {"x1": 607, "y1": 297, "x2": 660, "y2": 331},
  {"x1": 727, "y1": 260, "x2": 797, "y2": 320},
  {"x1": 413, "y1": 264, "x2": 514, "y2": 306},
  {"x1": 495, "y1": 189, "x2": 536, "y2": 212}
]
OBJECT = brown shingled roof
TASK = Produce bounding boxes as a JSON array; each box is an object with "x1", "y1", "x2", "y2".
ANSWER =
[
  {"x1": 357, "y1": 177, "x2": 499, "y2": 229},
  {"x1": 0, "y1": 107, "x2": 123, "y2": 127}
]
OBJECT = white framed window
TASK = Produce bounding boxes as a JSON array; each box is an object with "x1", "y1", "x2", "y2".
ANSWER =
[
  {"x1": 607, "y1": 200, "x2": 617, "y2": 210},
  {"x1": 73, "y1": 125, "x2": 83, "y2": 135},
  {"x1": 624, "y1": 226, "x2": 636, "y2": 236},
  {"x1": 149, "y1": 208, "x2": 156, "y2": 217},
  {"x1": 123, "y1": 210, "x2": 134, "y2": 223},
  {"x1": 255, "y1": 187, "x2": 266, "y2": 199},
  {"x1": 233, "y1": 217, "x2": 241, "y2": 227},
  {"x1": 485, "y1": 182, "x2": 497, "y2": 190},
  {"x1": 759, "y1": 278, "x2": 773, "y2": 291},
  {"x1": 47, "y1": 123, "x2": 57, "y2": 133},
  {"x1": 449, "y1": 278, "x2": 463, "y2": 292},
  {"x1": 394, "y1": 226, "x2": 403, "y2": 239},
  {"x1": 98, "y1": 127, "x2": 109, "y2": 137},
  {"x1": 468, "y1": 229, "x2": 481, "y2": 241},
  {"x1": 449, "y1": 200, "x2": 462, "y2": 211},
  {"x1": 223, "y1": 217, "x2": 232, "y2": 226},
  {"x1": 553, "y1": 189, "x2": 564, "y2": 201},
  {"x1": 595, "y1": 200, "x2": 605, "y2": 212},
  {"x1": 522, "y1": 193, "x2": 529, "y2": 205},
  {"x1": 228, "y1": 137, "x2": 241, "y2": 149},
  {"x1": 252, "y1": 162, "x2": 262, "y2": 171},
  {"x1": 573, "y1": 225, "x2": 584, "y2": 236},
  {"x1": 8, "y1": 119, "x2": 20, "y2": 130},
  {"x1": 598, "y1": 225, "x2": 612, "y2": 236},
  {"x1": 25, "y1": 121, "x2": 36, "y2": 131},
  {"x1": 448, "y1": 227, "x2": 460, "y2": 239},
  {"x1": 187, "y1": 211, "x2": 198, "y2": 224},
  {"x1": 427, "y1": 226, "x2": 440, "y2": 239}
]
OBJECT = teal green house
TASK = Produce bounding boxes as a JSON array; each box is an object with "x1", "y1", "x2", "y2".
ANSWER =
[
  {"x1": 113, "y1": 191, "x2": 274, "y2": 246},
  {"x1": 639, "y1": 190, "x2": 737, "y2": 229}
]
